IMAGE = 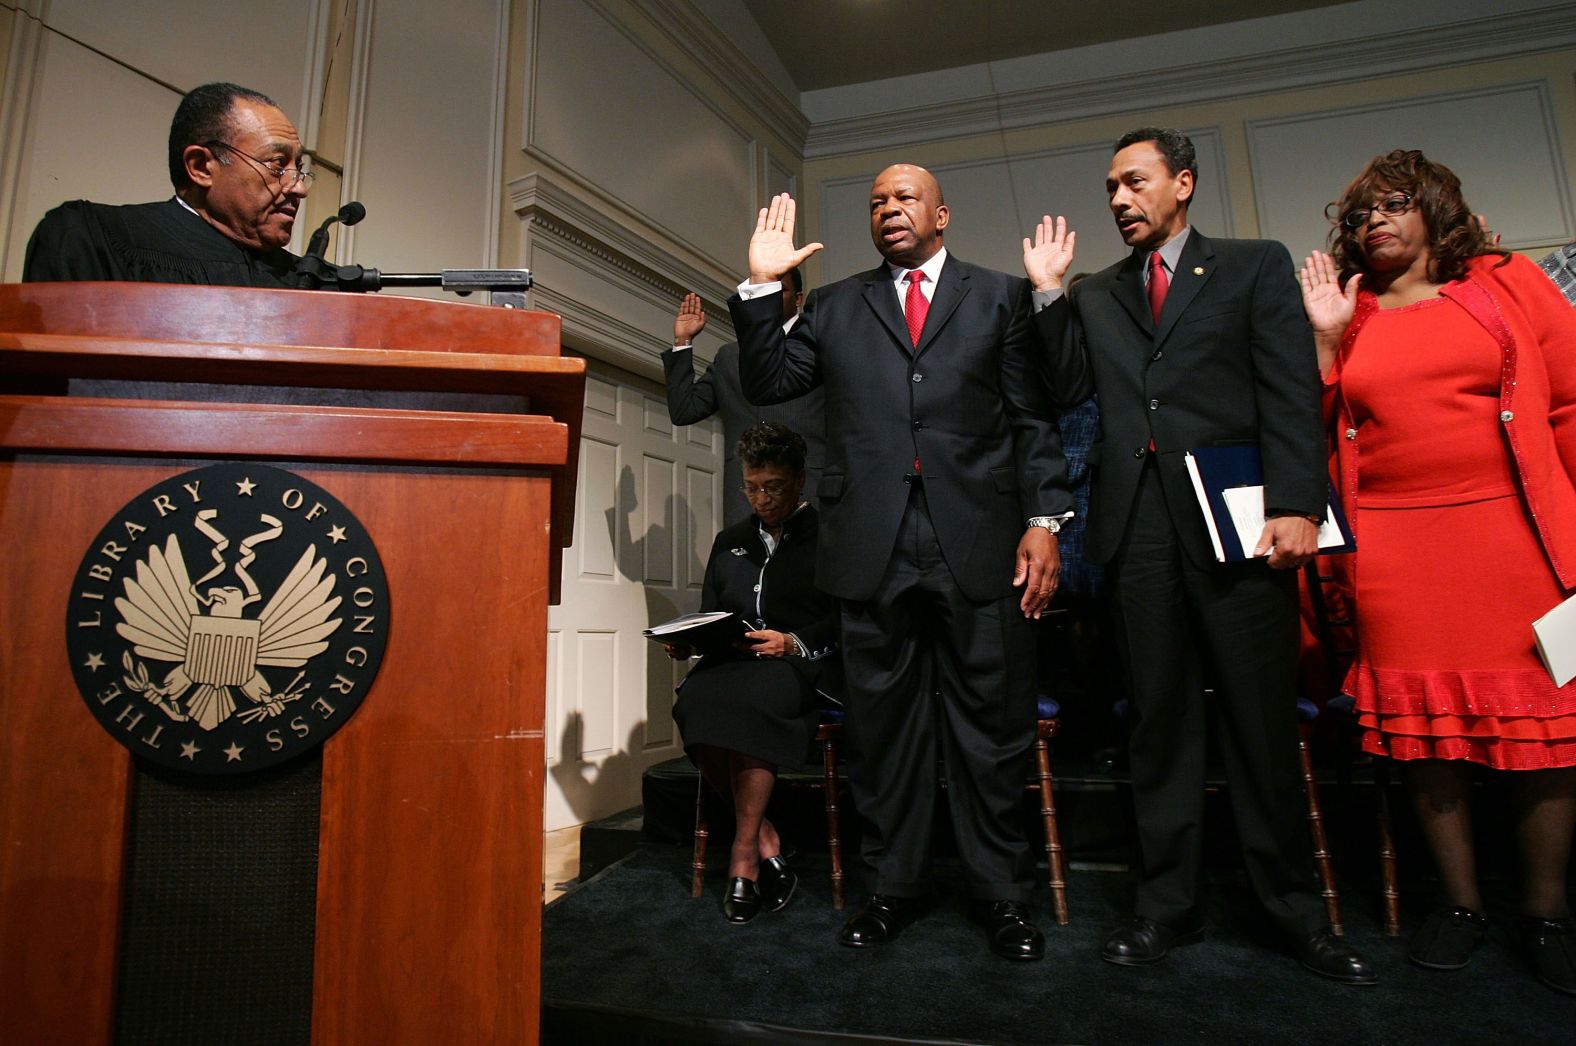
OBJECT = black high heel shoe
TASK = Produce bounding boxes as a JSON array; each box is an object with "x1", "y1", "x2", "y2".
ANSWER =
[
  {"x1": 722, "y1": 877, "x2": 761, "y2": 924},
  {"x1": 758, "y1": 855, "x2": 798, "y2": 913}
]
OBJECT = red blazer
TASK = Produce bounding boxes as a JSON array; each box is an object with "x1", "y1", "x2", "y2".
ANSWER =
[{"x1": 1325, "y1": 253, "x2": 1576, "y2": 588}]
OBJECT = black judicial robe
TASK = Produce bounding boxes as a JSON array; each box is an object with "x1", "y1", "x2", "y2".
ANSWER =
[{"x1": 23, "y1": 198, "x2": 301, "y2": 287}]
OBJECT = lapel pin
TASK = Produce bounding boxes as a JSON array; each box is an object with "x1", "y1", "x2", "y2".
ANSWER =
[{"x1": 1192, "y1": 266, "x2": 1205, "y2": 276}]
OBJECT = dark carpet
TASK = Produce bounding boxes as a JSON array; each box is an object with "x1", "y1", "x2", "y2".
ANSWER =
[{"x1": 542, "y1": 846, "x2": 1576, "y2": 1045}]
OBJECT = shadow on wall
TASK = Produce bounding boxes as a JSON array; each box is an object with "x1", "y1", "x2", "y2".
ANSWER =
[
  {"x1": 548, "y1": 711, "x2": 663, "y2": 823},
  {"x1": 547, "y1": 465, "x2": 705, "y2": 822}
]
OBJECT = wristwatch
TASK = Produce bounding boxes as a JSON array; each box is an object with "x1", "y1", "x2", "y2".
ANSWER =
[{"x1": 1026, "y1": 516, "x2": 1066, "y2": 535}]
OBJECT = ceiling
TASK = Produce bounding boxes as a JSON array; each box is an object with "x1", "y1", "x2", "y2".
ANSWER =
[{"x1": 741, "y1": 0, "x2": 1351, "y2": 92}]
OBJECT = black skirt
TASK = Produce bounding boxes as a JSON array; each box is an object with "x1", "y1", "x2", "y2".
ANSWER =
[{"x1": 671, "y1": 657, "x2": 821, "y2": 769}]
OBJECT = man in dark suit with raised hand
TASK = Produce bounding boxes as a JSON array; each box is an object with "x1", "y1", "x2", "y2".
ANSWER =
[
  {"x1": 663, "y1": 267, "x2": 826, "y2": 524},
  {"x1": 729, "y1": 166, "x2": 1071, "y2": 960},
  {"x1": 1024, "y1": 127, "x2": 1374, "y2": 983}
]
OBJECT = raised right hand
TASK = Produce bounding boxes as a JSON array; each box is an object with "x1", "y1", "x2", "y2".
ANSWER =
[
  {"x1": 674, "y1": 292, "x2": 706, "y2": 344},
  {"x1": 1022, "y1": 215, "x2": 1076, "y2": 292},
  {"x1": 749, "y1": 193, "x2": 824, "y2": 283},
  {"x1": 1298, "y1": 250, "x2": 1360, "y2": 340}
]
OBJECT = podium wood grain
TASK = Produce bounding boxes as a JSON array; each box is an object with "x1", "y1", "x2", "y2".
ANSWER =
[{"x1": 1, "y1": 284, "x2": 579, "y2": 1045}]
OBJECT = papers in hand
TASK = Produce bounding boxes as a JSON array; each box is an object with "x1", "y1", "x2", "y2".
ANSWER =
[
  {"x1": 643, "y1": 611, "x2": 752, "y2": 656},
  {"x1": 1533, "y1": 593, "x2": 1576, "y2": 687},
  {"x1": 1184, "y1": 445, "x2": 1354, "y2": 562}
]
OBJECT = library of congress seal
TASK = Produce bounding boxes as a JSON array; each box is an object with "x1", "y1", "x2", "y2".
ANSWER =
[{"x1": 65, "y1": 463, "x2": 390, "y2": 774}]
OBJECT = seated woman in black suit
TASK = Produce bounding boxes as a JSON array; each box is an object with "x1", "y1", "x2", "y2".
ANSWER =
[{"x1": 669, "y1": 422, "x2": 839, "y2": 923}]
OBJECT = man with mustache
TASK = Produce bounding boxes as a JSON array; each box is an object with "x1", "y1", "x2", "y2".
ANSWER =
[
  {"x1": 730, "y1": 164, "x2": 1071, "y2": 960},
  {"x1": 1024, "y1": 128, "x2": 1375, "y2": 983},
  {"x1": 25, "y1": 82, "x2": 310, "y2": 287}
]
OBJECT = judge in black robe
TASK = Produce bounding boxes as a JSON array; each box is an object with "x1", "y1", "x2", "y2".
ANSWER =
[
  {"x1": 23, "y1": 197, "x2": 300, "y2": 287},
  {"x1": 22, "y1": 81, "x2": 310, "y2": 289}
]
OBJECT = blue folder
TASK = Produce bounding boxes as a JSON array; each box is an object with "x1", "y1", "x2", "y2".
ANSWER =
[{"x1": 1183, "y1": 444, "x2": 1354, "y2": 562}]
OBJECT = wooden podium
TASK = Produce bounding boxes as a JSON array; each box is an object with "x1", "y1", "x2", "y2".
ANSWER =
[{"x1": 0, "y1": 283, "x2": 583, "y2": 1044}]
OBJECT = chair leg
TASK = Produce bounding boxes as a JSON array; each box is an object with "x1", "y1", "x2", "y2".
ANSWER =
[
  {"x1": 822, "y1": 733, "x2": 845, "y2": 910},
  {"x1": 1035, "y1": 731, "x2": 1070, "y2": 926},
  {"x1": 1375, "y1": 758, "x2": 1401, "y2": 936},
  {"x1": 691, "y1": 776, "x2": 708, "y2": 899},
  {"x1": 1299, "y1": 725, "x2": 1342, "y2": 936}
]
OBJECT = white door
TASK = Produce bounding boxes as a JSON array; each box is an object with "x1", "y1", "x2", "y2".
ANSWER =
[{"x1": 545, "y1": 360, "x2": 721, "y2": 831}]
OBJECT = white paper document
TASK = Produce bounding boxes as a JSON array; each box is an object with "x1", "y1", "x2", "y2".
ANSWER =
[
  {"x1": 1219, "y1": 485, "x2": 1348, "y2": 558},
  {"x1": 1533, "y1": 592, "x2": 1576, "y2": 687}
]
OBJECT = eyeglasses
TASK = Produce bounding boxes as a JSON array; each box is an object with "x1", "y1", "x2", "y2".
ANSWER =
[
  {"x1": 207, "y1": 140, "x2": 314, "y2": 189},
  {"x1": 1337, "y1": 191, "x2": 1413, "y2": 230},
  {"x1": 740, "y1": 481, "x2": 791, "y2": 500}
]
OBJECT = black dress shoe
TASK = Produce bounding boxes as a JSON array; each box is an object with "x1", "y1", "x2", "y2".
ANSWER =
[
  {"x1": 758, "y1": 855, "x2": 797, "y2": 913},
  {"x1": 1408, "y1": 906, "x2": 1487, "y2": 970},
  {"x1": 838, "y1": 894, "x2": 926, "y2": 948},
  {"x1": 722, "y1": 877, "x2": 761, "y2": 924},
  {"x1": 1102, "y1": 916, "x2": 1204, "y2": 966},
  {"x1": 974, "y1": 900, "x2": 1045, "y2": 961},
  {"x1": 1521, "y1": 916, "x2": 1576, "y2": 995},
  {"x1": 1299, "y1": 930, "x2": 1378, "y2": 985}
]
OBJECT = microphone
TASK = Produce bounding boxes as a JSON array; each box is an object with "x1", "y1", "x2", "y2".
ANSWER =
[{"x1": 304, "y1": 201, "x2": 366, "y2": 259}]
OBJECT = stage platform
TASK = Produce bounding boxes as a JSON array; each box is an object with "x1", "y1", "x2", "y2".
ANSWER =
[
  {"x1": 542, "y1": 843, "x2": 1574, "y2": 1045},
  {"x1": 598, "y1": 745, "x2": 1439, "y2": 890}
]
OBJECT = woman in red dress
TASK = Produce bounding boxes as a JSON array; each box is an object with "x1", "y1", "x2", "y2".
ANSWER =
[{"x1": 1299, "y1": 149, "x2": 1576, "y2": 993}]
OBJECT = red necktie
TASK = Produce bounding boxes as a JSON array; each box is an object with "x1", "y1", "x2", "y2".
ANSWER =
[
  {"x1": 1146, "y1": 252, "x2": 1168, "y2": 453},
  {"x1": 904, "y1": 270, "x2": 929, "y2": 347},
  {"x1": 905, "y1": 270, "x2": 928, "y2": 473},
  {"x1": 1147, "y1": 250, "x2": 1169, "y2": 325}
]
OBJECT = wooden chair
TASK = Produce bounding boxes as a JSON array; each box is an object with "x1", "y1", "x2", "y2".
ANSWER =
[
  {"x1": 691, "y1": 699, "x2": 1071, "y2": 923},
  {"x1": 691, "y1": 717, "x2": 847, "y2": 909},
  {"x1": 1296, "y1": 696, "x2": 1344, "y2": 935},
  {"x1": 1033, "y1": 695, "x2": 1071, "y2": 926},
  {"x1": 1303, "y1": 562, "x2": 1402, "y2": 937},
  {"x1": 1111, "y1": 689, "x2": 1349, "y2": 933}
]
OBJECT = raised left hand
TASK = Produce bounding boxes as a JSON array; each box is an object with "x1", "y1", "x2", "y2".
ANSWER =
[{"x1": 1013, "y1": 527, "x2": 1061, "y2": 618}]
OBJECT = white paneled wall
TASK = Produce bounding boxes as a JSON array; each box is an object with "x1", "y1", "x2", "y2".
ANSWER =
[
  {"x1": 1247, "y1": 82, "x2": 1576, "y2": 260},
  {"x1": 546, "y1": 366, "x2": 719, "y2": 830}
]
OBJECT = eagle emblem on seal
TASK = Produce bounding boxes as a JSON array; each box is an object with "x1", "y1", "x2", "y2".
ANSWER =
[{"x1": 116, "y1": 509, "x2": 343, "y2": 731}]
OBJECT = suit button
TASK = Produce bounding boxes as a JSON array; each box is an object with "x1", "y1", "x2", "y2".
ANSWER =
[
  {"x1": 1345, "y1": 428, "x2": 1357, "y2": 440},
  {"x1": 753, "y1": 584, "x2": 761, "y2": 592},
  {"x1": 1133, "y1": 447, "x2": 1147, "y2": 458},
  {"x1": 912, "y1": 420, "x2": 923, "y2": 430},
  {"x1": 912, "y1": 373, "x2": 924, "y2": 382},
  {"x1": 1152, "y1": 350, "x2": 1163, "y2": 361},
  {"x1": 1148, "y1": 399, "x2": 1159, "y2": 410}
]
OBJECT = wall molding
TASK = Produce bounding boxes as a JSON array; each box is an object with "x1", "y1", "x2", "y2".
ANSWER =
[
  {"x1": 334, "y1": 0, "x2": 376, "y2": 265},
  {"x1": 521, "y1": 0, "x2": 762, "y2": 277},
  {"x1": 637, "y1": 0, "x2": 808, "y2": 152},
  {"x1": 511, "y1": 169, "x2": 739, "y2": 375},
  {"x1": 1245, "y1": 79, "x2": 1576, "y2": 250},
  {"x1": 482, "y1": 0, "x2": 510, "y2": 267},
  {"x1": 803, "y1": 3, "x2": 1576, "y2": 159},
  {"x1": 0, "y1": 0, "x2": 46, "y2": 275}
]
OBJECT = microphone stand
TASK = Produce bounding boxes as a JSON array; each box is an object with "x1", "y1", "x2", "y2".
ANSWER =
[{"x1": 291, "y1": 261, "x2": 534, "y2": 309}]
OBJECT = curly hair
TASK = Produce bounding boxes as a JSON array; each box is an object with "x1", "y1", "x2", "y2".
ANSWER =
[
  {"x1": 1327, "y1": 149, "x2": 1508, "y2": 284},
  {"x1": 737, "y1": 422, "x2": 806, "y2": 474}
]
